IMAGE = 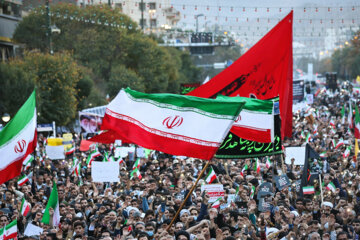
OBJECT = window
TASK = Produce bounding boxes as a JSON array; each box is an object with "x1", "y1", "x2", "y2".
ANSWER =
[
  {"x1": 150, "y1": 19, "x2": 157, "y2": 28},
  {"x1": 149, "y1": 2, "x2": 156, "y2": 10}
]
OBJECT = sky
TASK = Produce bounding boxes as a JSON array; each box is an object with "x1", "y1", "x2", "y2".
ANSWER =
[{"x1": 170, "y1": 0, "x2": 360, "y2": 56}]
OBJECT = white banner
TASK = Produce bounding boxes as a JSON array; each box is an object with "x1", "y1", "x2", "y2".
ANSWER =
[
  {"x1": 45, "y1": 145, "x2": 65, "y2": 160},
  {"x1": 91, "y1": 162, "x2": 119, "y2": 182},
  {"x1": 200, "y1": 184, "x2": 224, "y2": 203},
  {"x1": 285, "y1": 147, "x2": 306, "y2": 165}
]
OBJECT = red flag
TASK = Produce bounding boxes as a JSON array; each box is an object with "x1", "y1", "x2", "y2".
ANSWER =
[
  {"x1": 89, "y1": 130, "x2": 130, "y2": 144},
  {"x1": 188, "y1": 11, "x2": 293, "y2": 139}
]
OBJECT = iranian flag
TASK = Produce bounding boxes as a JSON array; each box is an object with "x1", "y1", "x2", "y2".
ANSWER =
[
  {"x1": 130, "y1": 168, "x2": 142, "y2": 180},
  {"x1": 250, "y1": 186, "x2": 256, "y2": 199},
  {"x1": 343, "y1": 146, "x2": 351, "y2": 158},
  {"x1": 254, "y1": 159, "x2": 260, "y2": 174},
  {"x1": 265, "y1": 157, "x2": 272, "y2": 168},
  {"x1": 65, "y1": 145, "x2": 75, "y2": 155},
  {"x1": 211, "y1": 197, "x2": 222, "y2": 208},
  {"x1": 17, "y1": 175, "x2": 29, "y2": 186},
  {"x1": 331, "y1": 139, "x2": 336, "y2": 148},
  {"x1": 20, "y1": 198, "x2": 31, "y2": 217},
  {"x1": 118, "y1": 158, "x2": 124, "y2": 165},
  {"x1": 86, "y1": 150, "x2": 101, "y2": 167},
  {"x1": 4, "y1": 219, "x2": 17, "y2": 240},
  {"x1": 320, "y1": 151, "x2": 326, "y2": 158},
  {"x1": 303, "y1": 186, "x2": 315, "y2": 195},
  {"x1": 354, "y1": 105, "x2": 360, "y2": 139},
  {"x1": 341, "y1": 106, "x2": 346, "y2": 124},
  {"x1": 240, "y1": 164, "x2": 248, "y2": 177},
  {"x1": 100, "y1": 88, "x2": 245, "y2": 160},
  {"x1": 132, "y1": 158, "x2": 140, "y2": 169},
  {"x1": 205, "y1": 167, "x2": 217, "y2": 184},
  {"x1": 0, "y1": 227, "x2": 3, "y2": 240},
  {"x1": 305, "y1": 132, "x2": 311, "y2": 143},
  {"x1": 42, "y1": 181, "x2": 60, "y2": 226},
  {"x1": 329, "y1": 119, "x2": 335, "y2": 128},
  {"x1": 335, "y1": 138, "x2": 344, "y2": 149},
  {"x1": 0, "y1": 90, "x2": 37, "y2": 185},
  {"x1": 23, "y1": 154, "x2": 34, "y2": 171},
  {"x1": 216, "y1": 95, "x2": 275, "y2": 143},
  {"x1": 326, "y1": 182, "x2": 336, "y2": 193}
]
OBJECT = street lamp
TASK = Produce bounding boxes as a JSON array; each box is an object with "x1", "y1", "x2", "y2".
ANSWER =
[
  {"x1": 2, "y1": 113, "x2": 10, "y2": 123},
  {"x1": 195, "y1": 14, "x2": 204, "y2": 33}
]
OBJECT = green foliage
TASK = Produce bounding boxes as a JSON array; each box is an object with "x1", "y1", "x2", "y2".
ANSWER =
[
  {"x1": 107, "y1": 65, "x2": 144, "y2": 98},
  {"x1": 5, "y1": 52, "x2": 88, "y2": 125},
  {"x1": 13, "y1": 3, "x2": 201, "y2": 100},
  {"x1": 331, "y1": 31, "x2": 360, "y2": 80},
  {"x1": 0, "y1": 62, "x2": 35, "y2": 117}
]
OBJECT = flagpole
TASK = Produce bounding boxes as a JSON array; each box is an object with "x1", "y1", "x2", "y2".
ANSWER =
[
  {"x1": 318, "y1": 173, "x2": 324, "y2": 204},
  {"x1": 166, "y1": 160, "x2": 210, "y2": 231}
]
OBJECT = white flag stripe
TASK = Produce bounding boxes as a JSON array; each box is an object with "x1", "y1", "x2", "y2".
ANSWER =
[
  {"x1": 0, "y1": 110, "x2": 36, "y2": 170},
  {"x1": 107, "y1": 91, "x2": 235, "y2": 143}
]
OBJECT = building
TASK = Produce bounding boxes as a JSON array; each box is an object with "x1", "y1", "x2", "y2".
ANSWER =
[
  {"x1": 80, "y1": 0, "x2": 181, "y2": 33},
  {"x1": 0, "y1": 0, "x2": 22, "y2": 61}
]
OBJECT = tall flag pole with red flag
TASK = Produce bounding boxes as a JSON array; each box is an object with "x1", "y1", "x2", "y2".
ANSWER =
[
  {"x1": 0, "y1": 90, "x2": 37, "y2": 185},
  {"x1": 187, "y1": 11, "x2": 293, "y2": 140}
]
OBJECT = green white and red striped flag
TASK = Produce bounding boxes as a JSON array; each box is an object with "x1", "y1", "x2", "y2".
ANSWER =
[
  {"x1": 301, "y1": 131, "x2": 305, "y2": 139},
  {"x1": 211, "y1": 197, "x2": 223, "y2": 208},
  {"x1": 65, "y1": 145, "x2": 75, "y2": 155},
  {"x1": 341, "y1": 106, "x2": 346, "y2": 124},
  {"x1": 331, "y1": 128, "x2": 336, "y2": 135},
  {"x1": 42, "y1": 181, "x2": 60, "y2": 226},
  {"x1": 130, "y1": 168, "x2": 142, "y2": 180},
  {"x1": 4, "y1": 219, "x2": 17, "y2": 239},
  {"x1": 132, "y1": 158, "x2": 140, "y2": 170},
  {"x1": 335, "y1": 138, "x2": 344, "y2": 149},
  {"x1": 100, "y1": 88, "x2": 245, "y2": 160},
  {"x1": 354, "y1": 105, "x2": 360, "y2": 139},
  {"x1": 326, "y1": 182, "x2": 336, "y2": 193},
  {"x1": 17, "y1": 175, "x2": 29, "y2": 186},
  {"x1": 103, "y1": 151, "x2": 110, "y2": 162},
  {"x1": 240, "y1": 164, "x2": 248, "y2": 177},
  {"x1": 343, "y1": 146, "x2": 351, "y2": 158},
  {"x1": 250, "y1": 186, "x2": 256, "y2": 199},
  {"x1": 0, "y1": 227, "x2": 3, "y2": 239},
  {"x1": 0, "y1": 90, "x2": 37, "y2": 185},
  {"x1": 20, "y1": 197, "x2": 31, "y2": 217},
  {"x1": 254, "y1": 159, "x2": 260, "y2": 174},
  {"x1": 265, "y1": 157, "x2": 272, "y2": 169},
  {"x1": 319, "y1": 151, "x2": 326, "y2": 158},
  {"x1": 23, "y1": 154, "x2": 34, "y2": 171},
  {"x1": 305, "y1": 132, "x2": 311, "y2": 143},
  {"x1": 205, "y1": 167, "x2": 217, "y2": 184},
  {"x1": 329, "y1": 119, "x2": 335, "y2": 128},
  {"x1": 331, "y1": 139, "x2": 336, "y2": 148},
  {"x1": 86, "y1": 150, "x2": 101, "y2": 167},
  {"x1": 303, "y1": 186, "x2": 315, "y2": 195}
]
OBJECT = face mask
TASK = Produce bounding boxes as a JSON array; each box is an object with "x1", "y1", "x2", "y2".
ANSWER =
[
  {"x1": 85, "y1": 209, "x2": 91, "y2": 216},
  {"x1": 146, "y1": 231, "x2": 154, "y2": 237}
]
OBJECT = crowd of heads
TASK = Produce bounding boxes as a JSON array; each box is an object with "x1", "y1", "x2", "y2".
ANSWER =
[{"x1": 1, "y1": 87, "x2": 360, "y2": 240}]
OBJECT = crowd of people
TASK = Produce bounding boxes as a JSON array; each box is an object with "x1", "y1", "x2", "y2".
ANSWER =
[{"x1": 1, "y1": 87, "x2": 360, "y2": 240}]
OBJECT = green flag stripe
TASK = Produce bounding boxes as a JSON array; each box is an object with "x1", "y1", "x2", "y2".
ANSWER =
[
  {"x1": 0, "y1": 90, "x2": 36, "y2": 146},
  {"x1": 5, "y1": 219, "x2": 17, "y2": 229},
  {"x1": 124, "y1": 88, "x2": 245, "y2": 117},
  {"x1": 42, "y1": 181, "x2": 58, "y2": 224},
  {"x1": 216, "y1": 95, "x2": 274, "y2": 114}
]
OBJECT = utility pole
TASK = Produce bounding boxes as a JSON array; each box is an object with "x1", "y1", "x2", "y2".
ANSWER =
[
  {"x1": 108, "y1": 0, "x2": 110, "y2": 7},
  {"x1": 140, "y1": 0, "x2": 144, "y2": 30},
  {"x1": 45, "y1": 0, "x2": 53, "y2": 54}
]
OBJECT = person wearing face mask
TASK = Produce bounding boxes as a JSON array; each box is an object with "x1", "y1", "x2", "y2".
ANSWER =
[{"x1": 145, "y1": 222, "x2": 156, "y2": 239}]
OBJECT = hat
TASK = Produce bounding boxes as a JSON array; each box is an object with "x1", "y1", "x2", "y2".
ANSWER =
[
  {"x1": 322, "y1": 201, "x2": 334, "y2": 209},
  {"x1": 152, "y1": 160, "x2": 159, "y2": 164},
  {"x1": 133, "y1": 211, "x2": 142, "y2": 218},
  {"x1": 180, "y1": 209, "x2": 190, "y2": 217}
]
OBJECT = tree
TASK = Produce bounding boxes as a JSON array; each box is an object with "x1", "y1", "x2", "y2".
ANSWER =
[{"x1": 3, "y1": 52, "x2": 90, "y2": 125}]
